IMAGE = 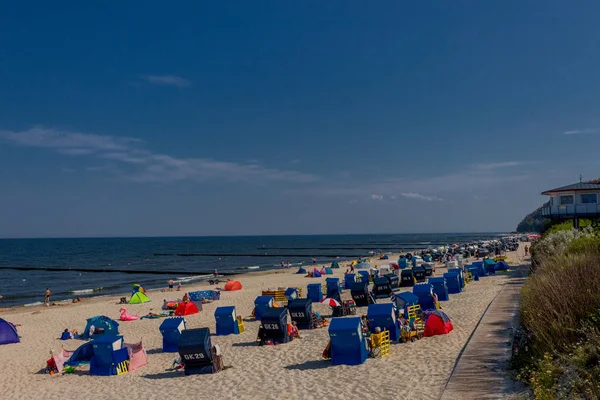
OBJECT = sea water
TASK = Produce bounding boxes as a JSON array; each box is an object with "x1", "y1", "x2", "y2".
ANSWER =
[{"x1": 0, "y1": 233, "x2": 502, "y2": 306}]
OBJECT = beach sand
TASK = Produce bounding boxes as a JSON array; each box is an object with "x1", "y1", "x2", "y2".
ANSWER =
[{"x1": 0, "y1": 248, "x2": 526, "y2": 400}]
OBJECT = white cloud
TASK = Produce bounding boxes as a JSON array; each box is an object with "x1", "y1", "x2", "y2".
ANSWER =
[
  {"x1": 400, "y1": 192, "x2": 443, "y2": 202},
  {"x1": 370, "y1": 194, "x2": 384, "y2": 201},
  {"x1": 473, "y1": 161, "x2": 523, "y2": 170},
  {"x1": 140, "y1": 75, "x2": 191, "y2": 88},
  {"x1": 563, "y1": 129, "x2": 597, "y2": 135},
  {"x1": 0, "y1": 127, "x2": 319, "y2": 185}
]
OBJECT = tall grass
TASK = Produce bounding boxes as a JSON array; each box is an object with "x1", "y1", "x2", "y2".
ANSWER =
[{"x1": 521, "y1": 247, "x2": 600, "y2": 354}]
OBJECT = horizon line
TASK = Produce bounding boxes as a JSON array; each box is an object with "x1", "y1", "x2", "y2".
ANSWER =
[{"x1": 0, "y1": 231, "x2": 510, "y2": 240}]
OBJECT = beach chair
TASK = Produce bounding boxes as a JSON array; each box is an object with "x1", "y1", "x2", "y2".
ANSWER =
[
  {"x1": 328, "y1": 317, "x2": 369, "y2": 366},
  {"x1": 178, "y1": 328, "x2": 223, "y2": 375},
  {"x1": 89, "y1": 336, "x2": 130, "y2": 376},
  {"x1": 288, "y1": 299, "x2": 314, "y2": 330},
  {"x1": 369, "y1": 330, "x2": 390, "y2": 358},
  {"x1": 214, "y1": 306, "x2": 241, "y2": 336},
  {"x1": 367, "y1": 304, "x2": 400, "y2": 342}
]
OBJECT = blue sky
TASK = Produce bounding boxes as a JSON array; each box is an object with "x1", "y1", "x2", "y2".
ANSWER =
[{"x1": 1, "y1": 1, "x2": 600, "y2": 237}]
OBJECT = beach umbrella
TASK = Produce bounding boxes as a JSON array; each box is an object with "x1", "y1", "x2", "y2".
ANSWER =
[{"x1": 320, "y1": 298, "x2": 341, "y2": 307}]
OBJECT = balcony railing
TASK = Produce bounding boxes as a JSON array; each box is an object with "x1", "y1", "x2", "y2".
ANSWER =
[{"x1": 541, "y1": 204, "x2": 600, "y2": 217}]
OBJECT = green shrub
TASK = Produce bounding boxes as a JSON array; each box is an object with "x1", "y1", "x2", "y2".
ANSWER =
[{"x1": 565, "y1": 235, "x2": 600, "y2": 256}]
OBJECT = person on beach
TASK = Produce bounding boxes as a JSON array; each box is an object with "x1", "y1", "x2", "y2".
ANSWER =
[
  {"x1": 177, "y1": 281, "x2": 182, "y2": 291},
  {"x1": 44, "y1": 288, "x2": 51, "y2": 306},
  {"x1": 168, "y1": 279, "x2": 174, "y2": 291},
  {"x1": 290, "y1": 322, "x2": 301, "y2": 339},
  {"x1": 182, "y1": 292, "x2": 190, "y2": 303},
  {"x1": 312, "y1": 258, "x2": 316, "y2": 264}
]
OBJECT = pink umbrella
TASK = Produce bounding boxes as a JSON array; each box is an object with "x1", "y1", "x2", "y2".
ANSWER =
[{"x1": 320, "y1": 298, "x2": 341, "y2": 307}]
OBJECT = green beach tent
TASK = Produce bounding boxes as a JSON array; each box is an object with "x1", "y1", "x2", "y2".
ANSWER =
[
  {"x1": 331, "y1": 261, "x2": 340, "y2": 269},
  {"x1": 129, "y1": 291, "x2": 150, "y2": 304}
]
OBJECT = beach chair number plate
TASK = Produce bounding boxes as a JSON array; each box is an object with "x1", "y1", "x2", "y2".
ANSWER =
[
  {"x1": 183, "y1": 353, "x2": 205, "y2": 360},
  {"x1": 263, "y1": 323, "x2": 279, "y2": 330},
  {"x1": 116, "y1": 360, "x2": 130, "y2": 375},
  {"x1": 291, "y1": 312, "x2": 305, "y2": 318}
]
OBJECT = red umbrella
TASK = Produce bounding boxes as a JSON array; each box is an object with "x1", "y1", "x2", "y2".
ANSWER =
[{"x1": 320, "y1": 298, "x2": 341, "y2": 307}]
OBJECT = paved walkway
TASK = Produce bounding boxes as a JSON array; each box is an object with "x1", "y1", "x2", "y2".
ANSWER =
[{"x1": 440, "y1": 269, "x2": 528, "y2": 400}]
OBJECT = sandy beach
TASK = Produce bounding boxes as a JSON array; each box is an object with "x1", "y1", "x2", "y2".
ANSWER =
[{"x1": 0, "y1": 248, "x2": 526, "y2": 400}]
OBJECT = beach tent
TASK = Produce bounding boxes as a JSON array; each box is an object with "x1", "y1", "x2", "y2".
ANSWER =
[
  {"x1": 398, "y1": 258, "x2": 410, "y2": 269},
  {"x1": 288, "y1": 299, "x2": 314, "y2": 330},
  {"x1": 178, "y1": 328, "x2": 217, "y2": 375},
  {"x1": 424, "y1": 311, "x2": 453, "y2": 337},
  {"x1": 254, "y1": 296, "x2": 274, "y2": 320},
  {"x1": 428, "y1": 277, "x2": 449, "y2": 301},
  {"x1": 129, "y1": 291, "x2": 150, "y2": 304},
  {"x1": 214, "y1": 306, "x2": 240, "y2": 335},
  {"x1": 320, "y1": 268, "x2": 327, "y2": 275},
  {"x1": 159, "y1": 317, "x2": 186, "y2": 352},
  {"x1": 124, "y1": 340, "x2": 148, "y2": 371},
  {"x1": 81, "y1": 316, "x2": 120, "y2": 340},
  {"x1": 296, "y1": 267, "x2": 307, "y2": 274},
  {"x1": 0, "y1": 318, "x2": 19, "y2": 345},
  {"x1": 313, "y1": 269, "x2": 322, "y2": 278},
  {"x1": 494, "y1": 261, "x2": 510, "y2": 272},
  {"x1": 65, "y1": 342, "x2": 94, "y2": 366},
  {"x1": 413, "y1": 283, "x2": 436, "y2": 311},
  {"x1": 307, "y1": 284, "x2": 323, "y2": 302},
  {"x1": 379, "y1": 254, "x2": 389, "y2": 260},
  {"x1": 324, "y1": 267, "x2": 334, "y2": 275},
  {"x1": 391, "y1": 292, "x2": 419, "y2": 320},
  {"x1": 260, "y1": 308, "x2": 290, "y2": 345},
  {"x1": 90, "y1": 336, "x2": 129, "y2": 376},
  {"x1": 175, "y1": 301, "x2": 200, "y2": 316},
  {"x1": 328, "y1": 317, "x2": 369, "y2": 366},
  {"x1": 331, "y1": 261, "x2": 340, "y2": 269},
  {"x1": 224, "y1": 280, "x2": 243, "y2": 291},
  {"x1": 367, "y1": 304, "x2": 400, "y2": 342}
]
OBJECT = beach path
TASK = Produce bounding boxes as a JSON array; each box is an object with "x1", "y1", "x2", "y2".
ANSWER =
[{"x1": 440, "y1": 265, "x2": 528, "y2": 400}]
